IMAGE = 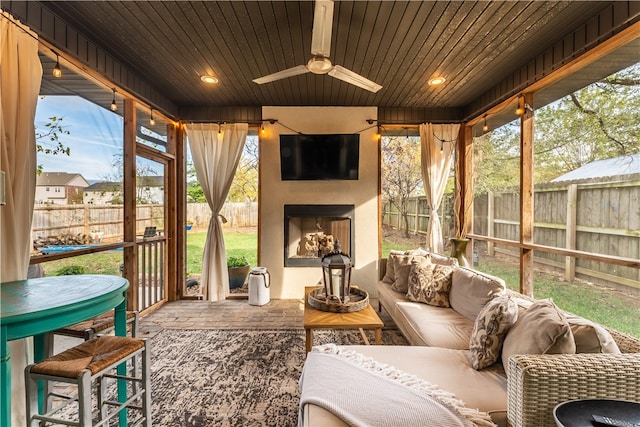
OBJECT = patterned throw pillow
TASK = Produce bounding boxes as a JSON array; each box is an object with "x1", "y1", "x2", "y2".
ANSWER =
[
  {"x1": 469, "y1": 294, "x2": 519, "y2": 370},
  {"x1": 406, "y1": 260, "x2": 454, "y2": 307}
]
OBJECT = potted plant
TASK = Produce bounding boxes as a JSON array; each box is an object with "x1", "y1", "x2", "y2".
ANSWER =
[
  {"x1": 227, "y1": 255, "x2": 250, "y2": 289},
  {"x1": 186, "y1": 220, "x2": 193, "y2": 231}
]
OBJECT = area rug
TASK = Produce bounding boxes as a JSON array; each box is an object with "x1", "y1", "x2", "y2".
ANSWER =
[{"x1": 149, "y1": 328, "x2": 409, "y2": 427}]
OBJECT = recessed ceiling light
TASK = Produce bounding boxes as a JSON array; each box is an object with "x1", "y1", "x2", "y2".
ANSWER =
[
  {"x1": 428, "y1": 77, "x2": 446, "y2": 86},
  {"x1": 201, "y1": 75, "x2": 219, "y2": 84}
]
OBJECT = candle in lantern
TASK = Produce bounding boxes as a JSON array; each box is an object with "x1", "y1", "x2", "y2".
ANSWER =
[{"x1": 331, "y1": 271, "x2": 342, "y2": 296}]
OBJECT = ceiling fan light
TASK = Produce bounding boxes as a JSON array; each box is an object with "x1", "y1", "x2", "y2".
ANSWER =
[
  {"x1": 428, "y1": 76, "x2": 446, "y2": 86},
  {"x1": 307, "y1": 56, "x2": 333, "y2": 74}
]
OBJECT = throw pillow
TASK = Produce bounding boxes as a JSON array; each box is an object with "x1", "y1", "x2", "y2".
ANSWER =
[
  {"x1": 381, "y1": 251, "x2": 407, "y2": 284},
  {"x1": 406, "y1": 260, "x2": 454, "y2": 307},
  {"x1": 501, "y1": 299, "x2": 576, "y2": 370},
  {"x1": 565, "y1": 314, "x2": 621, "y2": 354},
  {"x1": 449, "y1": 267, "x2": 506, "y2": 320},
  {"x1": 469, "y1": 294, "x2": 519, "y2": 370},
  {"x1": 391, "y1": 255, "x2": 427, "y2": 293}
]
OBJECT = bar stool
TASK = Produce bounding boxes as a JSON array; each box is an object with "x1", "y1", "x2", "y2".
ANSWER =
[
  {"x1": 47, "y1": 310, "x2": 139, "y2": 346},
  {"x1": 25, "y1": 335, "x2": 151, "y2": 427}
]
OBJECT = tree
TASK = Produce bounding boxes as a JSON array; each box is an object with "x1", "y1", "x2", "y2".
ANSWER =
[
  {"x1": 227, "y1": 135, "x2": 258, "y2": 202},
  {"x1": 381, "y1": 135, "x2": 423, "y2": 237},
  {"x1": 35, "y1": 116, "x2": 71, "y2": 174},
  {"x1": 474, "y1": 62, "x2": 640, "y2": 191}
]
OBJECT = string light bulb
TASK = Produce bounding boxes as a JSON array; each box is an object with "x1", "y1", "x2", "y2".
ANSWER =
[
  {"x1": 52, "y1": 54, "x2": 62, "y2": 78},
  {"x1": 149, "y1": 109, "x2": 156, "y2": 126},
  {"x1": 482, "y1": 115, "x2": 489, "y2": 132},
  {"x1": 110, "y1": 89, "x2": 118, "y2": 111}
]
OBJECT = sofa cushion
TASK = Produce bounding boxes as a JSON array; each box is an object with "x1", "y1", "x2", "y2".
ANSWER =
[
  {"x1": 391, "y1": 254, "x2": 427, "y2": 294},
  {"x1": 565, "y1": 314, "x2": 621, "y2": 354},
  {"x1": 501, "y1": 299, "x2": 576, "y2": 368},
  {"x1": 406, "y1": 259, "x2": 454, "y2": 307},
  {"x1": 469, "y1": 294, "x2": 519, "y2": 370},
  {"x1": 395, "y1": 301, "x2": 474, "y2": 349},
  {"x1": 449, "y1": 267, "x2": 506, "y2": 320},
  {"x1": 336, "y1": 345, "x2": 508, "y2": 426}
]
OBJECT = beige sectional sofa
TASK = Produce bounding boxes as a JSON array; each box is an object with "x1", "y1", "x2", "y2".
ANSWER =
[{"x1": 300, "y1": 250, "x2": 640, "y2": 427}]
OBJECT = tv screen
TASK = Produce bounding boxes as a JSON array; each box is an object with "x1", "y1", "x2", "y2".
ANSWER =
[{"x1": 280, "y1": 134, "x2": 359, "y2": 180}]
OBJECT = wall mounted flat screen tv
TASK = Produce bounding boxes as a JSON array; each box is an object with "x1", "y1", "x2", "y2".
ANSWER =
[{"x1": 280, "y1": 134, "x2": 359, "y2": 180}]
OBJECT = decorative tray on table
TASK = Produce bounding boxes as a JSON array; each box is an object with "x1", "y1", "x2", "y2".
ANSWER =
[{"x1": 307, "y1": 286, "x2": 369, "y2": 313}]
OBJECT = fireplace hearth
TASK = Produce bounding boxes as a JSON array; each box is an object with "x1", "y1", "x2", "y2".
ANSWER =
[{"x1": 284, "y1": 204, "x2": 354, "y2": 267}]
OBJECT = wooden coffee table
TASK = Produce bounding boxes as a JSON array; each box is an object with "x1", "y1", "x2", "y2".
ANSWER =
[{"x1": 303, "y1": 286, "x2": 384, "y2": 353}]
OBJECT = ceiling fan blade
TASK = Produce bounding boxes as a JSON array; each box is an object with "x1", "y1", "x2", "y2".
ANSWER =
[
  {"x1": 329, "y1": 65, "x2": 382, "y2": 93},
  {"x1": 253, "y1": 65, "x2": 309, "y2": 84},
  {"x1": 310, "y1": 0, "x2": 334, "y2": 57}
]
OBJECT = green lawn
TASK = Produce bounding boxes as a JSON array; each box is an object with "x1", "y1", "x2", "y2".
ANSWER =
[{"x1": 186, "y1": 230, "x2": 257, "y2": 275}]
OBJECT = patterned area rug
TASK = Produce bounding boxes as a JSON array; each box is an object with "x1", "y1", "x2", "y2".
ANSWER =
[{"x1": 149, "y1": 328, "x2": 408, "y2": 427}]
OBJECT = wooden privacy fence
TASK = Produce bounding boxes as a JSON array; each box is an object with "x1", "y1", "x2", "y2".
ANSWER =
[
  {"x1": 187, "y1": 202, "x2": 258, "y2": 230},
  {"x1": 383, "y1": 177, "x2": 640, "y2": 290},
  {"x1": 31, "y1": 202, "x2": 258, "y2": 242}
]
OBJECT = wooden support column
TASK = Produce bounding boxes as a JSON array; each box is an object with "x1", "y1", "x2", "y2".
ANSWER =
[
  {"x1": 487, "y1": 191, "x2": 495, "y2": 256},
  {"x1": 123, "y1": 99, "x2": 138, "y2": 311},
  {"x1": 519, "y1": 94, "x2": 534, "y2": 296},
  {"x1": 455, "y1": 125, "x2": 473, "y2": 260},
  {"x1": 170, "y1": 123, "x2": 186, "y2": 300}
]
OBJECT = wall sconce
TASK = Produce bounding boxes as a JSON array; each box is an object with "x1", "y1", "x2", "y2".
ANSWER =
[
  {"x1": 149, "y1": 109, "x2": 156, "y2": 126},
  {"x1": 482, "y1": 115, "x2": 489, "y2": 132},
  {"x1": 110, "y1": 88, "x2": 118, "y2": 111},
  {"x1": 52, "y1": 53, "x2": 62, "y2": 78}
]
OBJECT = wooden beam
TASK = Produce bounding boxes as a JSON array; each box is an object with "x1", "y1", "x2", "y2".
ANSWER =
[
  {"x1": 172, "y1": 123, "x2": 187, "y2": 300},
  {"x1": 466, "y1": 21, "x2": 640, "y2": 126},
  {"x1": 123, "y1": 99, "x2": 138, "y2": 311},
  {"x1": 519, "y1": 93, "x2": 534, "y2": 296}
]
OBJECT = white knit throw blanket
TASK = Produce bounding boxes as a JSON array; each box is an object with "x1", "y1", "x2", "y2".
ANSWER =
[{"x1": 299, "y1": 344, "x2": 496, "y2": 427}]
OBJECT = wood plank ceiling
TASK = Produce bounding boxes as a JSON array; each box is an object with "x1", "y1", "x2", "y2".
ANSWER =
[{"x1": 9, "y1": 1, "x2": 639, "y2": 123}]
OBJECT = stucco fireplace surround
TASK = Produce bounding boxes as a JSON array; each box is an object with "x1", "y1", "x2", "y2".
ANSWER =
[{"x1": 259, "y1": 106, "x2": 379, "y2": 299}]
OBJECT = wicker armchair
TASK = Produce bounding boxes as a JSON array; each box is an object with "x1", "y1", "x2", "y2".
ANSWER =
[{"x1": 507, "y1": 328, "x2": 640, "y2": 427}]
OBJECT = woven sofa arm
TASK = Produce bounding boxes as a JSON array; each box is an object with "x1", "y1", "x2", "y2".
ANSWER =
[{"x1": 507, "y1": 352, "x2": 640, "y2": 427}]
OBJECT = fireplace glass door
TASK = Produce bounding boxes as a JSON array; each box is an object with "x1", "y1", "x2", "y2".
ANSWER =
[{"x1": 284, "y1": 205, "x2": 354, "y2": 267}]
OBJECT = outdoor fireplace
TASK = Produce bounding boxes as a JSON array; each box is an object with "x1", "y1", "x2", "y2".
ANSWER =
[{"x1": 284, "y1": 204, "x2": 354, "y2": 267}]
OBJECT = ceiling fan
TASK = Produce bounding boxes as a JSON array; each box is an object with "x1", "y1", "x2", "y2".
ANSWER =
[{"x1": 252, "y1": 0, "x2": 382, "y2": 93}]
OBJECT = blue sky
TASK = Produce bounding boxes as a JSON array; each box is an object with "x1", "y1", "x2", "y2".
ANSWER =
[{"x1": 36, "y1": 96, "x2": 125, "y2": 182}]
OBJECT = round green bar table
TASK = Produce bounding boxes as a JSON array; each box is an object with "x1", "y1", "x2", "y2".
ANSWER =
[{"x1": 1, "y1": 274, "x2": 129, "y2": 427}]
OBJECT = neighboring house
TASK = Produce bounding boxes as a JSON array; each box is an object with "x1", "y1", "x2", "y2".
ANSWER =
[
  {"x1": 83, "y1": 181, "x2": 123, "y2": 205},
  {"x1": 83, "y1": 176, "x2": 164, "y2": 205},
  {"x1": 35, "y1": 172, "x2": 89, "y2": 205},
  {"x1": 552, "y1": 153, "x2": 640, "y2": 183}
]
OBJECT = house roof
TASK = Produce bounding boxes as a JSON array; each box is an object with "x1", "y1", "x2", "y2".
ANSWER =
[
  {"x1": 36, "y1": 172, "x2": 89, "y2": 187},
  {"x1": 84, "y1": 181, "x2": 122, "y2": 192},
  {"x1": 84, "y1": 176, "x2": 164, "y2": 191},
  {"x1": 552, "y1": 153, "x2": 640, "y2": 182},
  {"x1": 5, "y1": 1, "x2": 638, "y2": 127}
]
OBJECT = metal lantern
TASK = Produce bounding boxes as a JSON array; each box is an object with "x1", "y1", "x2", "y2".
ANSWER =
[{"x1": 321, "y1": 240, "x2": 353, "y2": 304}]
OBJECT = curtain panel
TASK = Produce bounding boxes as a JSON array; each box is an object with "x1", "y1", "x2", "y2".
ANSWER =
[
  {"x1": 419, "y1": 123, "x2": 460, "y2": 254},
  {"x1": 1, "y1": 11, "x2": 43, "y2": 425},
  {"x1": 185, "y1": 123, "x2": 248, "y2": 301}
]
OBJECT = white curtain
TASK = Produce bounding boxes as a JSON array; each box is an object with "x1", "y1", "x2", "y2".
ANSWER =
[
  {"x1": 186, "y1": 123, "x2": 248, "y2": 301},
  {"x1": 419, "y1": 123, "x2": 460, "y2": 254},
  {"x1": 0, "y1": 12, "x2": 42, "y2": 425}
]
